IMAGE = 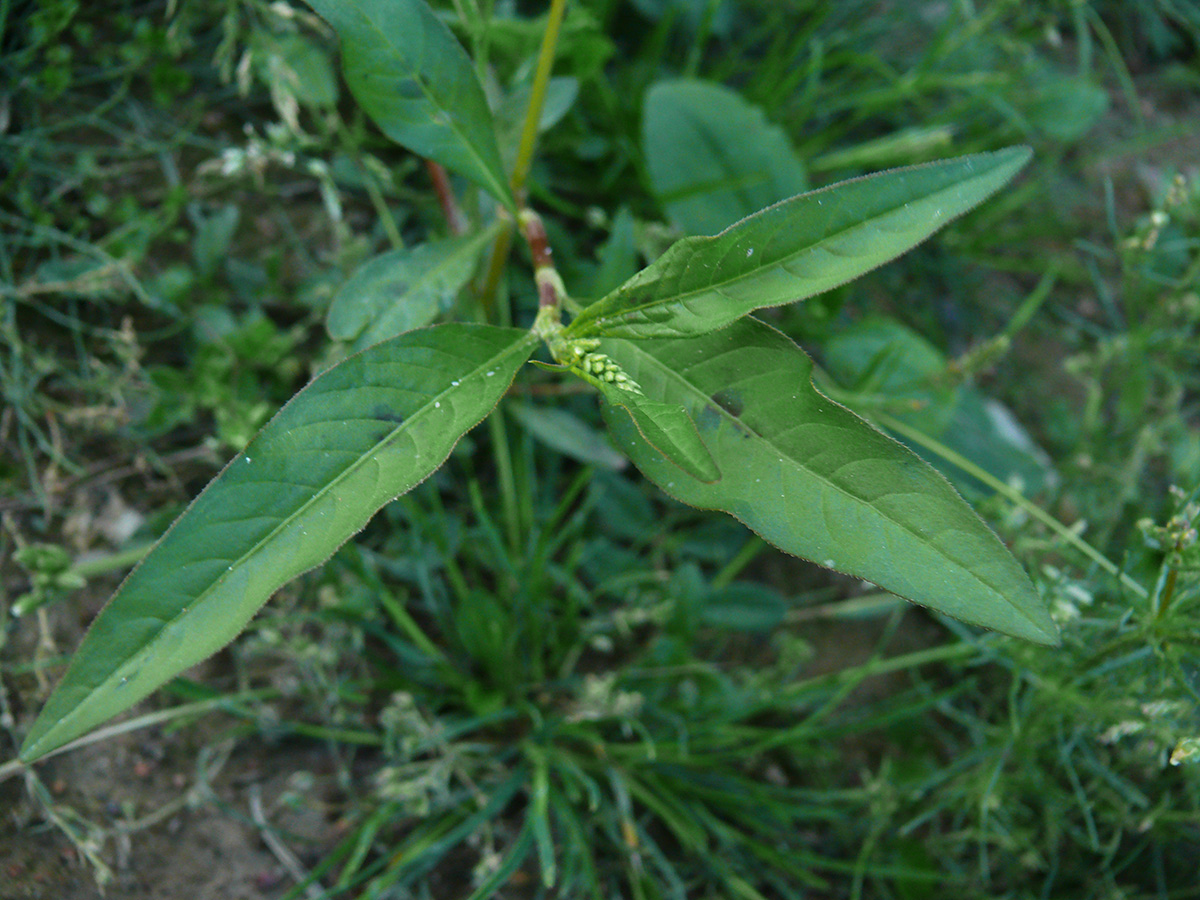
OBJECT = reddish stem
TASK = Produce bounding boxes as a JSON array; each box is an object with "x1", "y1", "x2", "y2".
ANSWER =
[
  {"x1": 521, "y1": 211, "x2": 553, "y2": 271},
  {"x1": 426, "y1": 161, "x2": 467, "y2": 236}
]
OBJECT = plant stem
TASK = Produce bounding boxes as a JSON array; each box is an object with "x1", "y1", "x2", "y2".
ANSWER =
[
  {"x1": 488, "y1": 405, "x2": 523, "y2": 555},
  {"x1": 479, "y1": 224, "x2": 514, "y2": 320},
  {"x1": 72, "y1": 542, "x2": 153, "y2": 578},
  {"x1": 479, "y1": 0, "x2": 569, "y2": 317},
  {"x1": 710, "y1": 536, "x2": 764, "y2": 590},
  {"x1": 511, "y1": 0, "x2": 570, "y2": 199},
  {"x1": 1156, "y1": 566, "x2": 1179, "y2": 620},
  {"x1": 426, "y1": 161, "x2": 467, "y2": 236}
]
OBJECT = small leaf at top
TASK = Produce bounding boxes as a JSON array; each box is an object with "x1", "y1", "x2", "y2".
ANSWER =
[
  {"x1": 602, "y1": 390, "x2": 720, "y2": 484},
  {"x1": 567, "y1": 147, "x2": 1032, "y2": 340},
  {"x1": 20, "y1": 324, "x2": 537, "y2": 762},
  {"x1": 600, "y1": 318, "x2": 1058, "y2": 645},
  {"x1": 303, "y1": 0, "x2": 516, "y2": 212},
  {"x1": 564, "y1": 353, "x2": 718, "y2": 482}
]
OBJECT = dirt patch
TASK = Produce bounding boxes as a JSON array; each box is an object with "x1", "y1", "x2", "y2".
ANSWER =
[{"x1": 1, "y1": 729, "x2": 344, "y2": 900}]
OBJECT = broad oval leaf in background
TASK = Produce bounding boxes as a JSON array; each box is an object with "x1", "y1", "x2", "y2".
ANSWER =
[
  {"x1": 643, "y1": 78, "x2": 809, "y2": 238},
  {"x1": 303, "y1": 0, "x2": 516, "y2": 212},
  {"x1": 568, "y1": 147, "x2": 1032, "y2": 340},
  {"x1": 599, "y1": 318, "x2": 1059, "y2": 645},
  {"x1": 823, "y1": 317, "x2": 1057, "y2": 498},
  {"x1": 20, "y1": 324, "x2": 537, "y2": 762},
  {"x1": 327, "y1": 226, "x2": 499, "y2": 351}
]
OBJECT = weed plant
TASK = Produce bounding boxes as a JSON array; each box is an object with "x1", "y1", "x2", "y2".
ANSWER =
[{"x1": 3, "y1": 1, "x2": 1200, "y2": 898}]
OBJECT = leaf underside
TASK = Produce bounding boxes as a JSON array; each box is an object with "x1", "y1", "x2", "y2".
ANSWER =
[
  {"x1": 568, "y1": 147, "x2": 1032, "y2": 340},
  {"x1": 20, "y1": 324, "x2": 536, "y2": 762},
  {"x1": 600, "y1": 318, "x2": 1059, "y2": 645}
]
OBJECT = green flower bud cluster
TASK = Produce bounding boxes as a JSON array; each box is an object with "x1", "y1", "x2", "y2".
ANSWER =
[
  {"x1": 549, "y1": 337, "x2": 643, "y2": 395},
  {"x1": 579, "y1": 351, "x2": 640, "y2": 392}
]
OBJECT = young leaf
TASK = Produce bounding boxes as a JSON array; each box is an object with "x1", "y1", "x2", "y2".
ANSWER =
[
  {"x1": 303, "y1": 0, "x2": 516, "y2": 212},
  {"x1": 644, "y1": 78, "x2": 808, "y2": 238},
  {"x1": 327, "y1": 226, "x2": 499, "y2": 351},
  {"x1": 600, "y1": 390, "x2": 720, "y2": 484},
  {"x1": 567, "y1": 147, "x2": 1032, "y2": 340},
  {"x1": 599, "y1": 318, "x2": 1059, "y2": 645},
  {"x1": 560, "y1": 355, "x2": 719, "y2": 483},
  {"x1": 20, "y1": 324, "x2": 537, "y2": 762}
]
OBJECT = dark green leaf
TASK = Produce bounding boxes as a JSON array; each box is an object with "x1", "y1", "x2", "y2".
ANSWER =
[
  {"x1": 700, "y1": 583, "x2": 787, "y2": 632},
  {"x1": 303, "y1": 0, "x2": 515, "y2": 211},
  {"x1": 568, "y1": 148, "x2": 1032, "y2": 340},
  {"x1": 600, "y1": 318, "x2": 1058, "y2": 644},
  {"x1": 20, "y1": 324, "x2": 537, "y2": 761},
  {"x1": 644, "y1": 78, "x2": 808, "y2": 237}
]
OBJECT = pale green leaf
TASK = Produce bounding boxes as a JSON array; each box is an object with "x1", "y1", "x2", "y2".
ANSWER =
[
  {"x1": 327, "y1": 226, "x2": 498, "y2": 350},
  {"x1": 20, "y1": 324, "x2": 537, "y2": 762},
  {"x1": 644, "y1": 78, "x2": 808, "y2": 237},
  {"x1": 600, "y1": 318, "x2": 1058, "y2": 644},
  {"x1": 568, "y1": 147, "x2": 1032, "y2": 340},
  {"x1": 508, "y1": 403, "x2": 627, "y2": 471},
  {"x1": 303, "y1": 0, "x2": 516, "y2": 211}
]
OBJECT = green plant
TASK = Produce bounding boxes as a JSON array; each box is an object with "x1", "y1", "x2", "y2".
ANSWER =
[
  {"x1": 4, "y1": 2, "x2": 1077, "y2": 896},
  {"x1": 15, "y1": 0, "x2": 1055, "y2": 765}
]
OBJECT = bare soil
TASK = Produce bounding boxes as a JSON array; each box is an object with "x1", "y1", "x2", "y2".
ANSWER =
[{"x1": 1, "y1": 725, "x2": 343, "y2": 900}]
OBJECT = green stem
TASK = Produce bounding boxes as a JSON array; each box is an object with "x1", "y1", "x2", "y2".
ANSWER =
[
  {"x1": 479, "y1": 222, "x2": 514, "y2": 320},
  {"x1": 710, "y1": 537, "x2": 764, "y2": 590},
  {"x1": 510, "y1": 0, "x2": 569, "y2": 198},
  {"x1": 335, "y1": 116, "x2": 405, "y2": 249},
  {"x1": 478, "y1": 0, "x2": 569, "y2": 317},
  {"x1": 488, "y1": 405, "x2": 523, "y2": 555},
  {"x1": 1156, "y1": 566, "x2": 1179, "y2": 620},
  {"x1": 72, "y1": 542, "x2": 153, "y2": 578}
]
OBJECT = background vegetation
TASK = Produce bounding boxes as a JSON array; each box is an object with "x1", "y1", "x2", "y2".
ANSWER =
[{"x1": 2, "y1": 0, "x2": 1198, "y2": 897}]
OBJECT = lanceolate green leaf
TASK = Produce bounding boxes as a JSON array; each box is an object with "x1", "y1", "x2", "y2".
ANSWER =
[
  {"x1": 327, "y1": 225, "x2": 499, "y2": 351},
  {"x1": 303, "y1": 0, "x2": 516, "y2": 212},
  {"x1": 568, "y1": 147, "x2": 1032, "y2": 340},
  {"x1": 20, "y1": 325, "x2": 537, "y2": 762},
  {"x1": 599, "y1": 319, "x2": 1058, "y2": 644}
]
